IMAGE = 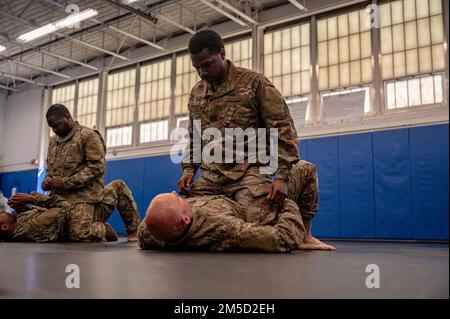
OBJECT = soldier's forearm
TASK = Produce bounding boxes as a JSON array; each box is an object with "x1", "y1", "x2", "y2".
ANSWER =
[
  {"x1": 62, "y1": 165, "x2": 103, "y2": 189},
  {"x1": 182, "y1": 165, "x2": 199, "y2": 177}
]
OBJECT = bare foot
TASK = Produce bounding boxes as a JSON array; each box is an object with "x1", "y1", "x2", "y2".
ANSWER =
[
  {"x1": 127, "y1": 232, "x2": 138, "y2": 242},
  {"x1": 298, "y1": 235, "x2": 336, "y2": 251},
  {"x1": 104, "y1": 223, "x2": 118, "y2": 242}
]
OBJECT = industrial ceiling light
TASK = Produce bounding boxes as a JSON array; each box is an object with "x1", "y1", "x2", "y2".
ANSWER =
[
  {"x1": 17, "y1": 8, "x2": 98, "y2": 42},
  {"x1": 121, "y1": 0, "x2": 140, "y2": 4},
  {"x1": 0, "y1": 44, "x2": 6, "y2": 52}
]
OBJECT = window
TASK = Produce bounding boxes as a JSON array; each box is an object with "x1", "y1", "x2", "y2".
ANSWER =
[
  {"x1": 106, "y1": 69, "x2": 136, "y2": 147},
  {"x1": 174, "y1": 54, "x2": 199, "y2": 119},
  {"x1": 317, "y1": 9, "x2": 372, "y2": 91},
  {"x1": 386, "y1": 73, "x2": 444, "y2": 109},
  {"x1": 77, "y1": 78, "x2": 98, "y2": 129},
  {"x1": 264, "y1": 23, "x2": 311, "y2": 97},
  {"x1": 139, "y1": 59, "x2": 171, "y2": 143},
  {"x1": 380, "y1": 0, "x2": 445, "y2": 80},
  {"x1": 225, "y1": 38, "x2": 253, "y2": 69},
  {"x1": 51, "y1": 84, "x2": 75, "y2": 115}
]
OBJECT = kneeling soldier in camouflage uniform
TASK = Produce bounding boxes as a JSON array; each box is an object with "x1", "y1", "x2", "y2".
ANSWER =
[
  {"x1": 137, "y1": 193, "x2": 305, "y2": 253},
  {"x1": 43, "y1": 104, "x2": 140, "y2": 242}
]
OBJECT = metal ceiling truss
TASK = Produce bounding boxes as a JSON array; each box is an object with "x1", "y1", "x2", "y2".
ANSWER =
[{"x1": 198, "y1": 0, "x2": 248, "y2": 27}]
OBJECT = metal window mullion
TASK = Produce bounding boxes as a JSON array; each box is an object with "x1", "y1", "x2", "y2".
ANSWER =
[
  {"x1": 371, "y1": 0, "x2": 383, "y2": 115},
  {"x1": 97, "y1": 70, "x2": 108, "y2": 136},
  {"x1": 358, "y1": 11, "x2": 363, "y2": 87},
  {"x1": 169, "y1": 53, "x2": 177, "y2": 135},
  {"x1": 427, "y1": 0, "x2": 434, "y2": 72},
  {"x1": 73, "y1": 79, "x2": 79, "y2": 120},
  {"x1": 38, "y1": 87, "x2": 50, "y2": 172},
  {"x1": 310, "y1": 15, "x2": 320, "y2": 124},
  {"x1": 443, "y1": 0, "x2": 449, "y2": 106},
  {"x1": 402, "y1": 2, "x2": 409, "y2": 106},
  {"x1": 415, "y1": 1, "x2": 420, "y2": 79},
  {"x1": 346, "y1": 12, "x2": 351, "y2": 87},
  {"x1": 133, "y1": 64, "x2": 140, "y2": 147},
  {"x1": 252, "y1": 25, "x2": 264, "y2": 73},
  {"x1": 405, "y1": 77, "x2": 410, "y2": 107},
  {"x1": 45, "y1": 86, "x2": 53, "y2": 143}
]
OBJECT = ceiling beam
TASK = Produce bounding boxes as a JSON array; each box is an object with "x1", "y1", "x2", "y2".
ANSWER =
[
  {"x1": 0, "y1": 54, "x2": 71, "y2": 79},
  {"x1": 0, "y1": 83, "x2": 18, "y2": 92},
  {"x1": 43, "y1": 0, "x2": 164, "y2": 51},
  {"x1": 0, "y1": 71, "x2": 46, "y2": 86},
  {"x1": 101, "y1": 0, "x2": 158, "y2": 23},
  {"x1": 0, "y1": 9, "x2": 129, "y2": 62},
  {"x1": 198, "y1": 0, "x2": 247, "y2": 27},
  {"x1": 288, "y1": 0, "x2": 307, "y2": 11},
  {"x1": 214, "y1": 0, "x2": 258, "y2": 24}
]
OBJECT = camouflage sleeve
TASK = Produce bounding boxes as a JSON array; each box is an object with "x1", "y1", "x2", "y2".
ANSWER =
[
  {"x1": 255, "y1": 76, "x2": 299, "y2": 181},
  {"x1": 298, "y1": 163, "x2": 318, "y2": 220},
  {"x1": 181, "y1": 97, "x2": 201, "y2": 177},
  {"x1": 32, "y1": 193, "x2": 72, "y2": 211},
  {"x1": 62, "y1": 131, "x2": 106, "y2": 190},
  {"x1": 222, "y1": 199, "x2": 305, "y2": 253},
  {"x1": 137, "y1": 220, "x2": 166, "y2": 250},
  {"x1": 45, "y1": 137, "x2": 57, "y2": 179}
]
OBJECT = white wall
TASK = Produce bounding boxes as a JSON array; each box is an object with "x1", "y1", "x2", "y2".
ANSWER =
[
  {"x1": 0, "y1": 93, "x2": 7, "y2": 169},
  {"x1": 0, "y1": 88, "x2": 43, "y2": 173}
]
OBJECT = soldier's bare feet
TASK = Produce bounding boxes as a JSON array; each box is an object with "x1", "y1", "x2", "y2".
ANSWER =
[
  {"x1": 127, "y1": 232, "x2": 138, "y2": 242},
  {"x1": 298, "y1": 235, "x2": 336, "y2": 251},
  {"x1": 104, "y1": 223, "x2": 118, "y2": 242}
]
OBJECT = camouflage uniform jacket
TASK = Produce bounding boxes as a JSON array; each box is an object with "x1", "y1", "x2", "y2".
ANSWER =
[
  {"x1": 46, "y1": 122, "x2": 106, "y2": 203},
  {"x1": 138, "y1": 195, "x2": 304, "y2": 252},
  {"x1": 10, "y1": 194, "x2": 71, "y2": 242},
  {"x1": 182, "y1": 61, "x2": 299, "y2": 181}
]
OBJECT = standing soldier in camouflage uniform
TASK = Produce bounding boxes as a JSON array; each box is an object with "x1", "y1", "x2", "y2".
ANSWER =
[
  {"x1": 138, "y1": 193, "x2": 305, "y2": 252},
  {"x1": 43, "y1": 104, "x2": 140, "y2": 242},
  {"x1": 178, "y1": 30, "x2": 299, "y2": 225},
  {"x1": 287, "y1": 160, "x2": 336, "y2": 251}
]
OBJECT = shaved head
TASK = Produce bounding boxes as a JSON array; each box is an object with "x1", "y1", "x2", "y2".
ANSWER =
[{"x1": 145, "y1": 192, "x2": 192, "y2": 242}]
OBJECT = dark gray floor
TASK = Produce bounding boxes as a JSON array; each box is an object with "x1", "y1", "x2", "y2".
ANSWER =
[{"x1": 0, "y1": 240, "x2": 447, "y2": 299}]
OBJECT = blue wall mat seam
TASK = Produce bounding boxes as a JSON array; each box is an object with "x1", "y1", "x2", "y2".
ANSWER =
[{"x1": 407, "y1": 128, "x2": 416, "y2": 239}]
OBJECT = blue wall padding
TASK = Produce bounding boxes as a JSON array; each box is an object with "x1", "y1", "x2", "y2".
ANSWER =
[
  {"x1": 373, "y1": 129, "x2": 415, "y2": 239},
  {"x1": 409, "y1": 124, "x2": 449, "y2": 240},
  {"x1": 0, "y1": 124, "x2": 448, "y2": 240},
  {"x1": 308, "y1": 136, "x2": 341, "y2": 237},
  {"x1": 299, "y1": 138, "x2": 309, "y2": 161},
  {"x1": 0, "y1": 169, "x2": 38, "y2": 197},
  {"x1": 104, "y1": 155, "x2": 182, "y2": 235},
  {"x1": 338, "y1": 133, "x2": 375, "y2": 238}
]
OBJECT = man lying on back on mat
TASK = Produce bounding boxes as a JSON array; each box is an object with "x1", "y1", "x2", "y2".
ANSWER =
[
  {"x1": 0, "y1": 193, "x2": 117, "y2": 242},
  {"x1": 137, "y1": 192, "x2": 305, "y2": 253},
  {"x1": 138, "y1": 160, "x2": 335, "y2": 252},
  {"x1": 0, "y1": 179, "x2": 140, "y2": 243}
]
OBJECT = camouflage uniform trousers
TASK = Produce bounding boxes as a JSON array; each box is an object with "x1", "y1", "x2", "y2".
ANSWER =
[
  {"x1": 190, "y1": 166, "x2": 277, "y2": 226},
  {"x1": 190, "y1": 160, "x2": 318, "y2": 226},
  {"x1": 286, "y1": 160, "x2": 318, "y2": 221},
  {"x1": 67, "y1": 179, "x2": 141, "y2": 242}
]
